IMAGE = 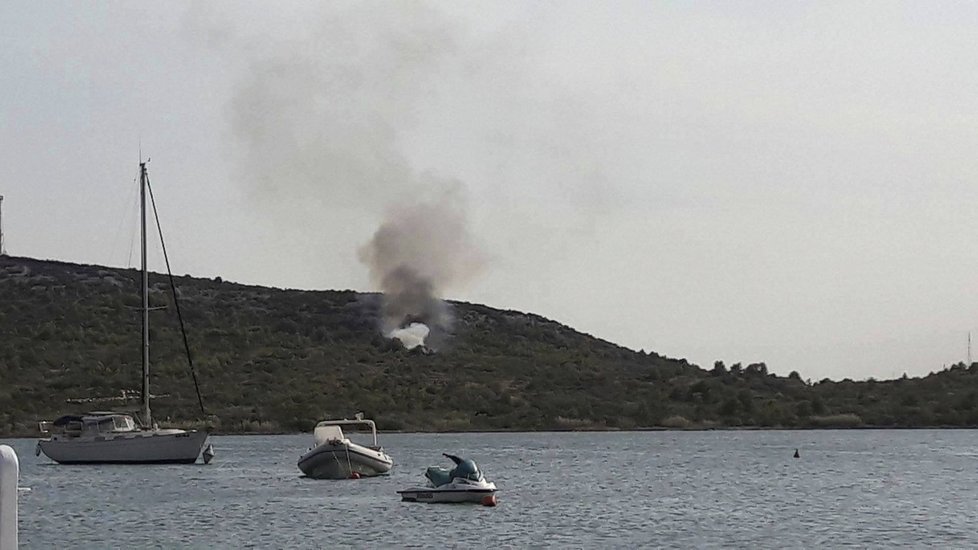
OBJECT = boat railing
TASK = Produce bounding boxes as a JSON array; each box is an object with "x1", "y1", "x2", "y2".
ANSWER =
[{"x1": 65, "y1": 391, "x2": 169, "y2": 404}]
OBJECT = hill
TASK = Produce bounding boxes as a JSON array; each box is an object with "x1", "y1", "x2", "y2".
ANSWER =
[{"x1": 1, "y1": 255, "x2": 977, "y2": 436}]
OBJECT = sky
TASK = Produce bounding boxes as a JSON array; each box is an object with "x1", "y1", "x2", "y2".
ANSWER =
[{"x1": 2, "y1": 1, "x2": 977, "y2": 381}]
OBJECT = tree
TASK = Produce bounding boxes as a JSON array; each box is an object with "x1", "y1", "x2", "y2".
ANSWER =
[
  {"x1": 711, "y1": 361, "x2": 727, "y2": 376},
  {"x1": 746, "y1": 363, "x2": 768, "y2": 376},
  {"x1": 719, "y1": 397, "x2": 739, "y2": 416},
  {"x1": 811, "y1": 395, "x2": 826, "y2": 414},
  {"x1": 738, "y1": 389, "x2": 754, "y2": 413}
]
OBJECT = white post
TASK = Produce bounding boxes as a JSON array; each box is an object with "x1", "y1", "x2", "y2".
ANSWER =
[
  {"x1": 0, "y1": 445, "x2": 17, "y2": 550},
  {"x1": 0, "y1": 194, "x2": 5, "y2": 255}
]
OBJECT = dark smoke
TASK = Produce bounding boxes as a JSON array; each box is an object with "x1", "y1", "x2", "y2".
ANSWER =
[
  {"x1": 359, "y1": 182, "x2": 485, "y2": 348},
  {"x1": 379, "y1": 266, "x2": 446, "y2": 334},
  {"x1": 210, "y1": 3, "x2": 488, "y2": 347}
]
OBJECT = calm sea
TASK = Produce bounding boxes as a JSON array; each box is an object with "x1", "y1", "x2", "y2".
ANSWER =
[{"x1": 3, "y1": 430, "x2": 978, "y2": 548}]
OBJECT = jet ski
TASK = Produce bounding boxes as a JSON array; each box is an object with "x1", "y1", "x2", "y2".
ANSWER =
[{"x1": 398, "y1": 453, "x2": 498, "y2": 506}]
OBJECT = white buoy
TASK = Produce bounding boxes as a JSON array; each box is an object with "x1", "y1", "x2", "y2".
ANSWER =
[{"x1": 0, "y1": 445, "x2": 18, "y2": 550}]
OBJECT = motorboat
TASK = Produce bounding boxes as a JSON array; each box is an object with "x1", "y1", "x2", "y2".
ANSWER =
[
  {"x1": 398, "y1": 453, "x2": 498, "y2": 505},
  {"x1": 298, "y1": 417, "x2": 393, "y2": 479},
  {"x1": 36, "y1": 412, "x2": 208, "y2": 464},
  {"x1": 36, "y1": 161, "x2": 210, "y2": 465}
]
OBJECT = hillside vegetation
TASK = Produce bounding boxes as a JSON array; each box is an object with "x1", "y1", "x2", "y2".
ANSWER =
[{"x1": 1, "y1": 255, "x2": 976, "y2": 436}]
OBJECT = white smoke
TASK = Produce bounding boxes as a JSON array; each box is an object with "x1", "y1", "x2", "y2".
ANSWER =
[{"x1": 388, "y1": 322, "x2": 431, "y2": 350}]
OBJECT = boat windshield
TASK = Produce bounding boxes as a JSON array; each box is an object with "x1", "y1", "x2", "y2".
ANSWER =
[
  {"x1": 112, "y1": 416, "x2": 136, "y2": 431},
  {"x1": 313, "y1": 425, "x2": 346, "y2": 445},
  {"x1": 95, "y1": 417, "x2": 115, "y2": 432},
  {"x1": 84, "y1": 415, "x2": 136, "y2": 434},
  {"x1": 455, "y1": 459, "x2": 483, "y2": 482}
]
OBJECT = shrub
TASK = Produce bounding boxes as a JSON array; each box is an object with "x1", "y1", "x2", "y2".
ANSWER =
[
  {"x1": 660, "y1": 415, "x2": 692, "y2": 428},
  {"x1": 809, "y1": 413, "x2": 862, "y2": 427}
]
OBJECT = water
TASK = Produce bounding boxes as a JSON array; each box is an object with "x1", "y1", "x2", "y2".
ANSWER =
[{"x1": 4, "y1": 430, "x2": 978, "y2": 548}]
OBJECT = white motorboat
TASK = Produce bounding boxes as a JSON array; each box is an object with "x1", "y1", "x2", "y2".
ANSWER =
[
  {"x1": 298, "y1": 417, "x2": 393, "y2": 479},
  {"x1": 398, "y1": 453, "x2": 498, "y2": 506},
  {"x1": 36, "y1": 161, "x2": 210, "y2": 465}
]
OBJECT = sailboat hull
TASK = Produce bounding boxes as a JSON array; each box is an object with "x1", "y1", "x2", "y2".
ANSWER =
[{"x1": 38, "y1": 430, "x2": 208, "y2": 464}]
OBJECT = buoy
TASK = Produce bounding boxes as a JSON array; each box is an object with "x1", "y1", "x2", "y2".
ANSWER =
[
  {"x1": 793, "y1": 449, "x2": 800, "y2": 458},
  {"x1": 350, "y1": 472, "x2": 361, "y2": 480},
  {"x1": 481, "y1": 494, "x2": 497, "y2": 507}
]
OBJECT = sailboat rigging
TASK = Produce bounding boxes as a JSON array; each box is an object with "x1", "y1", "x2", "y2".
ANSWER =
[
  {"x1": 36, "y1": 161, "x2": 212, "y2": 464},
  {"x1": 144, "y1": 162, "x2": 207, "y2": 418}
]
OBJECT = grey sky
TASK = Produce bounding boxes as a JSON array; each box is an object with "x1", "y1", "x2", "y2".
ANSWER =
[{"x1": 2, "y1": 1, "x2": 977, "y2": 381}]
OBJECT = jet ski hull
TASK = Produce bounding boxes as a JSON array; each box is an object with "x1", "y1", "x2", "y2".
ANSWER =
[{"x1": 397, "y1": 487, "x2": 497, "y2": 503}]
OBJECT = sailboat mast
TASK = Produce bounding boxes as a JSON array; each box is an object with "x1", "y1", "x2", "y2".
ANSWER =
[{"x1": 140, "y1": 162, "x2": 152, "y2": 427}]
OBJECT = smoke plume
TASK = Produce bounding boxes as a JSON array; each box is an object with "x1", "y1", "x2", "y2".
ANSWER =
[
  {"x1": 359, "y1": 182, "x2": 485, "y2": 348},
  {"x1": 223, "y1": 3, "x2": 460, "y2": 214},
  {"x1": 212, "y1": 4, "x2": 488, "y2": 348}
]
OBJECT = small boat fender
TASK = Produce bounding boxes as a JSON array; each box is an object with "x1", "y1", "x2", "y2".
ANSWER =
[{"x1": 203, "y1": 444, "x2": 215, "y2": 465}]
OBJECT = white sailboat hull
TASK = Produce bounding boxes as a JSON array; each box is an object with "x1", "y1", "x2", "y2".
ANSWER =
[{"x1": 38, "y1": 429, "x2": 208, "y2": 464}]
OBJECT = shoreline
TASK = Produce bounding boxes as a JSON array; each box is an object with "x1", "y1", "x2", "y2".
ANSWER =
[{"x1": 5, "y1": 424, "x2": 978, "y2": 439}]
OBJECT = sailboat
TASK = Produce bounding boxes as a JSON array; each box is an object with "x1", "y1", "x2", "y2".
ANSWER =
[{"x1": 36, "y1": 161, "x2": 211, "y2": 464}]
